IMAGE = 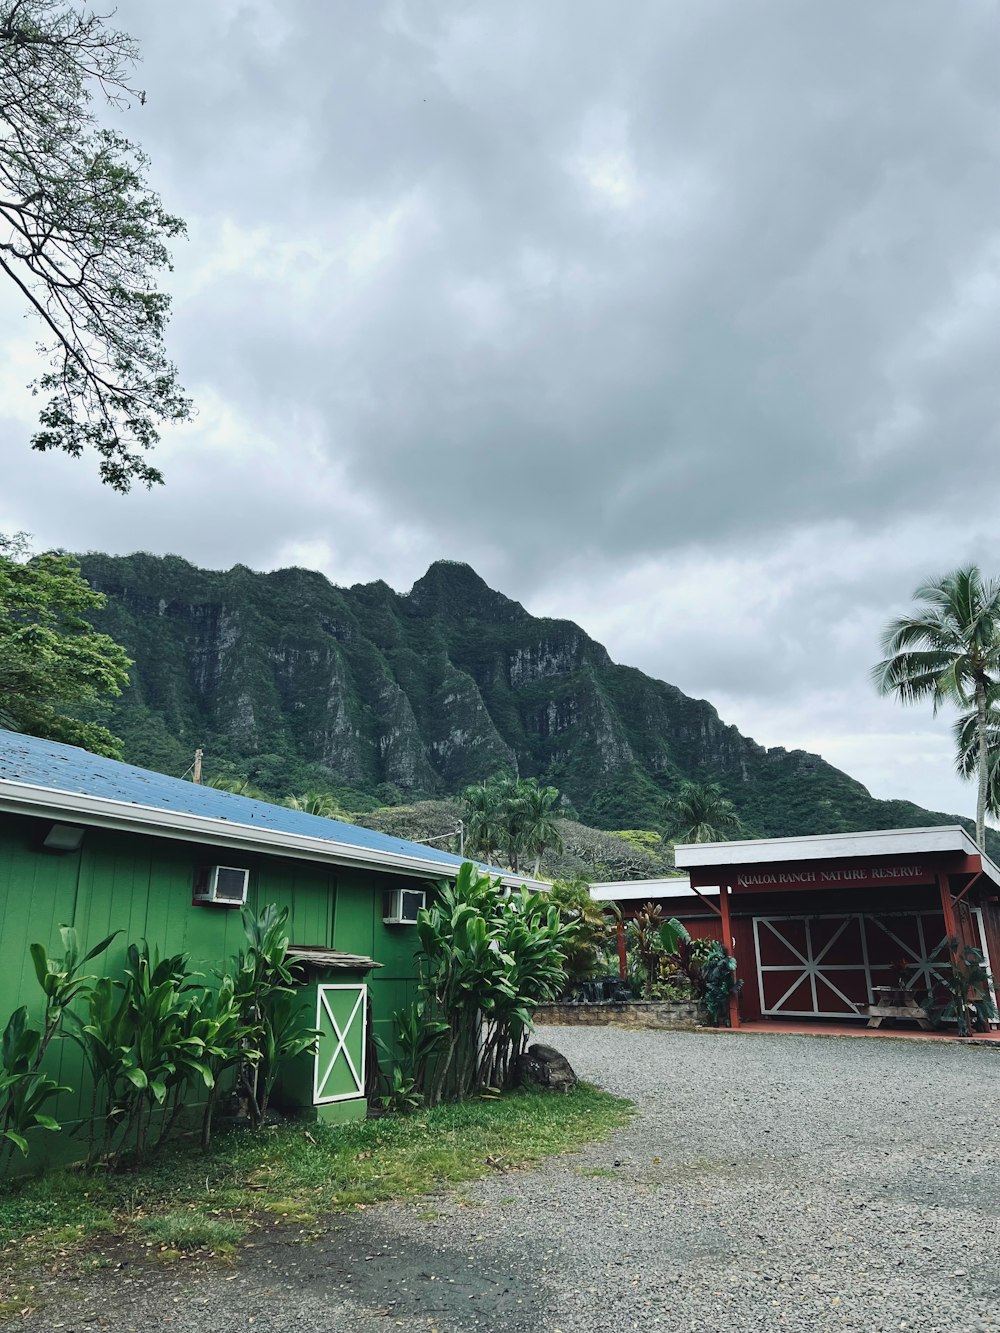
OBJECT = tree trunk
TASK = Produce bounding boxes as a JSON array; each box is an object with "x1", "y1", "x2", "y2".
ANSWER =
[{"x1": 977, "y1": 677, "x2": 989, "y2": 851}]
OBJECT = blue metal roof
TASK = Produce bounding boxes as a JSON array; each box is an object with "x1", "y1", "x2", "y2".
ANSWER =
[{"x1": 0, "y1": 728, "x2": 472, "y2": 873}]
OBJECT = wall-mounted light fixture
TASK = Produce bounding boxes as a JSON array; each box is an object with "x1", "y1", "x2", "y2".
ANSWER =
[{"x1": 42, "y1": 823, "x2": 85, "y2": 852}]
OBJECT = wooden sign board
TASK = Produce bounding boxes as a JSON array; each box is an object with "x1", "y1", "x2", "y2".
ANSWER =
[{"x1": 724, "y1": 862, "x2": 936, "y2": 894}]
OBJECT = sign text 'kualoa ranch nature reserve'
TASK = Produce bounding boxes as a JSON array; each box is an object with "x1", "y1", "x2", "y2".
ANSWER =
[{"x1": 734, "y1": 864, "x2": 932, "y2": 890}]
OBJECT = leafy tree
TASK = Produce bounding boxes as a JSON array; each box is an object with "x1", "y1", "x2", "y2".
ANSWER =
[
  {"x1": 0, "y1": 531, "x2": 131, "y2": 756},
  {"x1": 0, "y1": 0, "x2": 190, "y2": 489},
  {"x1": 873, "y1": 566, "x2": 1000, "y2": 850},
  {"x1": 663, "y1": 780, "x2": 745, "y2": 844},
  {"x1": 490, "y1": 774, "x2": 528, "y2": 871}
]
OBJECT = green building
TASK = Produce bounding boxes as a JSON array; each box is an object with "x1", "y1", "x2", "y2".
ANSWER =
[{"x1": 0, "y1": 729, "x2": 538, "y2": 1159}]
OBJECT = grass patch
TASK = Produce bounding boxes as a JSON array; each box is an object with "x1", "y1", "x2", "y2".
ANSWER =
[
  {"x1": 136, "y1": 1212, "x2": 247, "y2": 1252},
  {"x1": 0, "y1": 1083, "x2": 631, "y2": 1280}
]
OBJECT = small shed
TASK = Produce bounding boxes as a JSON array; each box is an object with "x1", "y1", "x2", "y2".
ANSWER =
[
  {"x1": 593, "y1": 826, "x2": 1000, "y2": 1030},
  {"x1": 0, "y1": 729, "x2": 542, "y2": 1153}
]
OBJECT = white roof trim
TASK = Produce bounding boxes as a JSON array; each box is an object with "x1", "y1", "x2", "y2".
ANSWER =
[
  {"x1": 589, "y1": 876, "x2": 717, "y2": 902},
  {"x1": 0, "y1": 778, "x2": 547, "y2": 892},
  {"x1": 673, "y1": 825, "x2": 1000, "y2": 891}
]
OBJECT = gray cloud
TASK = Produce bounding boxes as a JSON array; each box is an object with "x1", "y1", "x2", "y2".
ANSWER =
[{"x1": 4, "y1": 0, "x2": 1000, "y2": 819}]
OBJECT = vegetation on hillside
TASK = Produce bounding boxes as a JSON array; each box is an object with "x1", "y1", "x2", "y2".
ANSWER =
[{"x1": 70, "y1": 552, "x2": 1000, "y2": 852}]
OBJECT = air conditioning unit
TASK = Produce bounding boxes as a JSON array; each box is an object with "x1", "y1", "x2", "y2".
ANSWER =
[
  {"x1": 382, "y1": 887, "x2": 426, "y2": 925},
  {"x1": 193, "y1": 865, "x2": 250, "y2": 906}
]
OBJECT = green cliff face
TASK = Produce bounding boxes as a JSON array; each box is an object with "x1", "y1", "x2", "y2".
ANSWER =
[{"x1": 78, "y1": 553, "x2": 982, "y2": 843}]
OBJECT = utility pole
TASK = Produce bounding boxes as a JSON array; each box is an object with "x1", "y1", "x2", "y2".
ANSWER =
[
  {"x1": 456, "y1": 819, "x2": 465, "y2": 857},
  {"x1": 193, "y1": 749, "x2": 203, "y2": 784}
]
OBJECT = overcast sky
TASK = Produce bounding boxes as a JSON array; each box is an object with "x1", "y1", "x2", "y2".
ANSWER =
[{"x1": 3, "y1": 0, "x2": 1000, "y2": 821}]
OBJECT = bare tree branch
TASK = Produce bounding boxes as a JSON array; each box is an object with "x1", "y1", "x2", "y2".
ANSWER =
[{"x1": 0, "y1": 1, "x2": 191, "y2": 489}]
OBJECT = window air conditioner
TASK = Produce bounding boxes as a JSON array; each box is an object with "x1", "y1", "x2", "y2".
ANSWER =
[
  {"x1": 193, "y1": 865, "x2": 250, "y2": 906},
  {"x1": 382, "y1": 887, "x2": 426, "y2": 925}
]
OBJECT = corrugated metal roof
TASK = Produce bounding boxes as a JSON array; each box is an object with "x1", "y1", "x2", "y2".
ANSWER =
[{"x1": 0, "y1": 728, "x2": 471, "y2": 873}]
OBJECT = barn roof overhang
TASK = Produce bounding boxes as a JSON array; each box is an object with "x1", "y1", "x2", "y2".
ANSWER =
[
  {"x1": 0, "y1": 778, "x2": 548, "y2": 893},
  {"x1": 673, "y1": 825, "x2": 1000, "y2": 894}
]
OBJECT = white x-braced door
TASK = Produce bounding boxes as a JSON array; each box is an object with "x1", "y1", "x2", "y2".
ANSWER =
[
  {"x1": 314, "y1": 983, "x2": 367, "y2": 1104},
  {"x1": 752, "y1": 912, "x2": 951, "y2": 1019}
]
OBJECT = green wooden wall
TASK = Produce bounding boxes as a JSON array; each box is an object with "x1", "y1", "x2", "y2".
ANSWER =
[{"x1": 0, "y1": 811, "x2": 429, "y2": 1162}]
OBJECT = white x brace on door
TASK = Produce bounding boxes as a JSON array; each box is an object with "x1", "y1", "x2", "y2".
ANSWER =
[
  {"x1": 313, "y1": 983, "x2": 367, "y2": 1104},
  {"x1": 752, "y1": 912, "x2": 953, "y2": 1019}
]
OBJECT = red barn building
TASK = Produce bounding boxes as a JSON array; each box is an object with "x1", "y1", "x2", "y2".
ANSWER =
[{"x1": 593, "y1": 826, "x2": 1000, "y2": 1030}]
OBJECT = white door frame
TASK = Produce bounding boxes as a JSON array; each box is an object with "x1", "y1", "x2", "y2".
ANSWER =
[
  {"x1": 313, "y1": 983, "x2": 367, "y2": 1104},
  {"x1": 972, "y1": 907, "x2": 1000, "y2": 1023}
]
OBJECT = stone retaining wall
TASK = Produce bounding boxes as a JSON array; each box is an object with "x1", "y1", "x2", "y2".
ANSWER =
[{"x1": 534, "y1": 1001, "x2": 703, "y2": 1030}]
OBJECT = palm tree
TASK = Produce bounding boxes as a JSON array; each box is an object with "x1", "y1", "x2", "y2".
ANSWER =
[
  {"x1": 872, "y1": 566, "x2": 1000, "y2": 850},
  {"x1": 283, "y1": 791, "x2": 348, "y2": 820},
  {"x1": 521, "y1": 781, "x2": 564, "y2": 877},
  {"x1": 461, "y1": 781, "x2": 505, "y2": 865},
  {"x1": 493, "y1": 774, "x2": 530, "y2": 872},
  {"x1": 953, "y1": 687, "x2": 1000, "y2": 821},
  {"x1": 205, "y1": 775, "x2": 269, "y2": 800},
  {"x1": 663, "y1": 780, "x2": 745, "y2": 844},
  {"x1": 461, "y1": 774, "x2": 565, "y2": 873}
]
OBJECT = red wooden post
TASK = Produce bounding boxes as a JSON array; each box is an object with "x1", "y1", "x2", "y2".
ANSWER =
[
  {"x1": 617, "y1": 917, "x2": 627, "y2": 979},
  {"x1": 719, "y1": 882, "x2": 740, "y2": 1028}
]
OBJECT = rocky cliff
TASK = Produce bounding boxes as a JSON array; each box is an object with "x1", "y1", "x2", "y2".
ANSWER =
[{"x1": 78, "y1": 553, "x2": 977, "y2": 839}]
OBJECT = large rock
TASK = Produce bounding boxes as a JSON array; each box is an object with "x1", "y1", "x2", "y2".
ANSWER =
[{"x1": 514, "y1": 1043, "x2": 578, "y2": 1092}]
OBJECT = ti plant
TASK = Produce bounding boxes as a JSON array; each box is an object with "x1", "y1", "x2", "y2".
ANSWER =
[
  {"x1": 235, "y1": 904, "x2": 318, "y2": 1128},
  {"x1": 30, "y1": 926, "x2": 120, "y2": 1061},
  {"x1": 659, "y1": 917, "x2": 741, "y2": 1026},
  {"x1": 375, "y1": 1001, "x2": 449, "y2": 1113},
  {"x1": 196, "y1": 977, "x2": 252, "y2": 1149},
  {"x1": 633, "y1": 902, "x2": 666, "y2": 998},
  {"x1": 0, "y1": 925, "x2": 118, "y2": 1166},
  {"x1": 412, "y1": 862, "x2": 575, "y2": 1104},
  {"x1": 929, "y1": 940, "x2": 998, "y2": 1036},
  {"x1": 0, "y1": 1007, "x2": 69, "y2": 1164}
]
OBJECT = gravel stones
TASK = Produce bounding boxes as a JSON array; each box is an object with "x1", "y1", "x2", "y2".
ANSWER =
[{"x1": 20, "y1": 1027, "x2": 1000, "y2": 1332}]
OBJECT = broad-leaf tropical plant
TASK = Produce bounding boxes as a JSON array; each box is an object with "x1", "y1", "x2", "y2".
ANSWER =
[
  {"x1": 0, "y1": 1007, "x2": 69, "y2": 1164},
  {"x1": 873, "y1": 566, "x2": 1000, "y2": 849},
  {"x1": 30, "y1": 924, "x2": 120, "y2": 1058},
  {"x1": 235, "y1": 904, "x2": 316, "y2": 1128}
]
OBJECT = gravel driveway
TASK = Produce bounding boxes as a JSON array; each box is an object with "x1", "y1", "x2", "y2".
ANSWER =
[{"x1": 22, "y1": 1027, "x2": 1000, "y2": 1333}]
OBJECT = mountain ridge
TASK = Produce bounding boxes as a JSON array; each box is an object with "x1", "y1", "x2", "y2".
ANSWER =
[{"x1": 75, "y1": 552, "x2": 989, "y2": 850}]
